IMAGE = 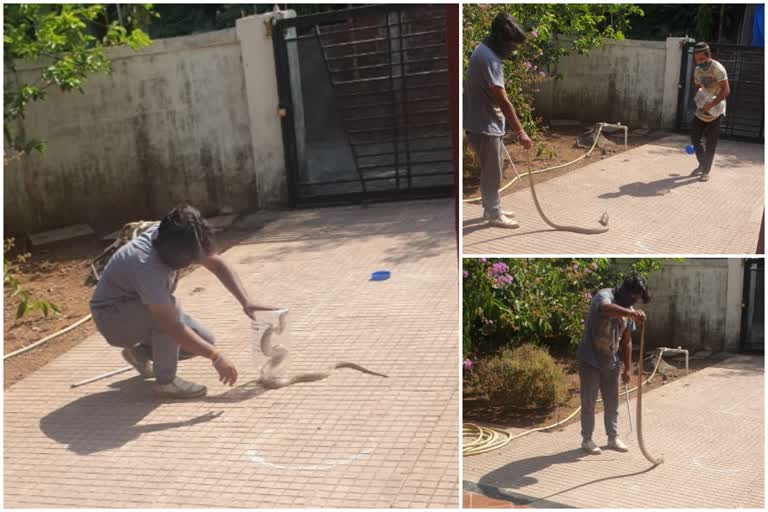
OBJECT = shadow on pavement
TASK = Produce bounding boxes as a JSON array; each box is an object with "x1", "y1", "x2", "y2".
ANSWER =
[
  {"x1": 203, "y1": 378, "x2": 270, "y2": 403},
  {"x1": 40, "y1": 374, "x2": 317, "y2": 455},
  {"x1": 234, "y1": 200, "x2": 454, "y2": 265},
  {"x1": 40, "y1": 377, "x2": 223, "y2": 455},
  {"x1": 462, "y1": 217, "x2": 556, "y2": 243},
  {"x1": 478, "y1": 447, "x2": 659, "y2": 506},
  {"x1": 644, "y1": 139, "x2": 763, "y2": 168},
  {"x1": 479, "y1": 448, "x2": 589, "y2": 489},
  {"x1": 598, "y1": 174, "x2": 700, "y2": 199},
  {"x1": 529, "y1": 465, "x2": 657, "y2": 506}
]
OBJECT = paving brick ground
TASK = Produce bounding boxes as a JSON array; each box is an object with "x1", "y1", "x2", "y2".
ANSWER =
[
  {"x1": 463, "y1": 135, "x2": 764, "y2": 254},
  {"x1": 463, "y1": 355, "x2": 764, "y2": 508},
  {"x1": 4, "y1": 199, "x2": 460, "y2": 508}
]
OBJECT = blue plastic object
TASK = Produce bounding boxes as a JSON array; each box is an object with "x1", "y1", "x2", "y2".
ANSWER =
[
  {"x1": 754, "y1": 4, "x2": 764, "y2": 48},
  {"x1": 685, "y1": 144, "x2": 695, "y2": 155},
  {"x1": 371, "y1": 270, "x2": 391, "y2": 281}
]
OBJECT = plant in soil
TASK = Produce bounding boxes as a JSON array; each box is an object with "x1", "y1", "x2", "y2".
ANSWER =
[{"x1": 466, "y1": 343, "x2": 567, "y2": 408}]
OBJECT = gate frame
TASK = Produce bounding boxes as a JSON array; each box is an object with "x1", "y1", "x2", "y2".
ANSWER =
[
  {"x1": 739, "y1": 258, "x2": 765, "y2": 355},
  {"x1": 272, "y1": 5, "x2": 454, "y2": 208}
]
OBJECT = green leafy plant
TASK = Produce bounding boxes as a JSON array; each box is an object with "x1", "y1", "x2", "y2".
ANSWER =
[
  {"x1": 467, "y1": 343, "x2": 567, "y2": 407},
  {"x1": 463, "y1": 4, "x2": 644, "y2": 141},
  {"x1": 463, "y1": 257, "x2": 673, "y2": 359},
  {"x1": 3, "y1": 238, "x2": 60, "y2": 320},
  {"x1": 4, "y1": 3, "x2": 155, "y2": 156}
]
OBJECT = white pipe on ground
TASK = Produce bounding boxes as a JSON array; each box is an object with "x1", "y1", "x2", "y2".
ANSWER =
[{"x1": 657, "y1": 346, "x2": 689, "y2": 375}]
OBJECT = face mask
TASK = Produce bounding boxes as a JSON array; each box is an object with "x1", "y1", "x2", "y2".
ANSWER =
[
  {"x1": 614, "y1": 289, "x2": 636, "y2": 308},
  {"x1": 484, "y1": 35, "x2": 518, "y2": 60}
]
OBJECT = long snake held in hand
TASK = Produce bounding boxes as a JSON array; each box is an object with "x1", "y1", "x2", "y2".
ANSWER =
[
  {"x1": 636, "y1": 321, "x2": 664, "y2": 466},
  {"x1": 256, "y1": 322, "x2": 388, "y2": 389}
]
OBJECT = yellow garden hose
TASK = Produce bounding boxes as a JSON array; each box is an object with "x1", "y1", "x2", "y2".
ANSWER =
[
  {"x1": 463, "y1": 348, "x2": 665, "y2": 457},
  {"x1": 4, "y1": 314, "x2": 92, "y2": 360},
  {"x1": 463, "y1": 123, "x2": 607, "y2": 204}
]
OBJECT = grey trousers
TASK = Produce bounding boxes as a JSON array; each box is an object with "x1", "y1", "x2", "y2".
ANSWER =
[
  {"x1": 690, "y1": 114, "x2": 723, "y2": 175},
  {"x1": 91, "y1": 299, "x2": 215, "y2": 385},
  {"x1": 466, "y1": 132, "x2": 503, "y2": 217},
  {"x1": 579, "y1": 362, "x2": 620, "y2": 441}
]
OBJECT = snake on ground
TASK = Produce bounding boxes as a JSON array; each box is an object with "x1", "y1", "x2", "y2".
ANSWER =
[
  {"x1": 524, "y1": 151, "x2": 610, "y2": 234},
  {"x1": 256, "y1": 320, "x2": 388, "y2": 389}
]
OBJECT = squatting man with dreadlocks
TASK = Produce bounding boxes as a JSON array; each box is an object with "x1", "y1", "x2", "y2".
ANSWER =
[
  {"x1": 464, "y1": 12, "x2": 533, "y2": 229},
  {"x1": 576, "y1": 275, "x2": 650, "y2": 455},
  {"x1": 90, "y1": 205, "x2": 278, "y2": 399}
]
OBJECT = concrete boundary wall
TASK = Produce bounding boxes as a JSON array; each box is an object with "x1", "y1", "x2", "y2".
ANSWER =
[
  {"x1": 638, "y1": 259, "x2": 744, "y2": 353},
  {"x1": 5, "y1": 12, "x2": 294, "y2": 235},
  {"x1": 535, "y1": 37, "x2": 691, "y2": 130}
]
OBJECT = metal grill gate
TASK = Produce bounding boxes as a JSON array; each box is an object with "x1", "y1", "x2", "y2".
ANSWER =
[
  {"x1": 272, "y1": 5, "x2": 454, "y2": 206},
  {"x1": 676, "y1": 41, "x2": 764, "y2": 142}
]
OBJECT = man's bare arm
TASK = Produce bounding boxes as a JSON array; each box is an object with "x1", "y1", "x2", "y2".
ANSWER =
[
  {"x1": 601, "y1": 303, "x2": 644, "y2": 322},
  {"x1": 489, "y1": 85, "x2": 524, "y2": 134},
  {"x1": 488, "y1": 85, "x2": 533, "y2": 149},
  {"x1": 201, "y1": 253, "x2": 277, "y2": 317}
]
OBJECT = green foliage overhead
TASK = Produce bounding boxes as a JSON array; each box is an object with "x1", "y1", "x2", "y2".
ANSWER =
[
  {"x1": 463, "y1": 3, "x2": 644, "y2": 139},
  {"x1": 3, "y1": 3, "x2": 155, "y2": 156},
  {"x1": 145, "y1": 4, "x2": 355, "y2": 39}
]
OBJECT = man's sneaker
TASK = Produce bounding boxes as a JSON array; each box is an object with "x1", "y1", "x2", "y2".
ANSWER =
[
  {"x1": 581, "y1": 439, "x2": 602, "y2": 455},
  {"x1": 122, "y1": 345, "x2": 154, "y2": 378},
  {"x1": 483, "y1": 209, "x2": 515, "y2": 220},
  {"x1": 607, "y1": 437, "x2": 629, "y2": 452},
  {"x1": 153, "y1": 377, "x2": 207, "y2": 399},
  {"x1": 487, "y1": 214, "x2": 519, "y2": 229},
  {"x1": 699, "y1": 174, "x2": 710, "y2": 182},
  {"x1": 690, "y1": 166, "x2": 703, "y2": 176}
]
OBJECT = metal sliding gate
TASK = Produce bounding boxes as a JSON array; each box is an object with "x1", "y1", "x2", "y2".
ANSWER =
[
  {"x1": 272, "y1": 5, "x2": 454, "y2": 206},
  {"x1": 676, "y1": 41, "x2": 764, "y2": 142}
]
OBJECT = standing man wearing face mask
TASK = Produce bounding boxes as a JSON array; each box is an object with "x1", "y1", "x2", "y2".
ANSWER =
[
  {"x1": 90, "y1": 204, "x2": 278, "y2": 398},
  {"x1": 690, "y1": 41, "x2": 730, "y2": 182},
  {"x1": 464, "y1": 12, "x2": 533, "y2": 229},
  {"x1": 576, "y1": 275, "x2": 650, "y2": 455}
]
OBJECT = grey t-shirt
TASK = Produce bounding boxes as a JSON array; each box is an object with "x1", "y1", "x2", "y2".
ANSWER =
[
  {"x1": 577, "y1": 288, "x2": 636, "y2": 369},
  {"x1": 463, "y1": 42, "x2": 505, "y2": 136},
  {"x1": 90, "y1": 226, "x2": 178, "y2": 308}
]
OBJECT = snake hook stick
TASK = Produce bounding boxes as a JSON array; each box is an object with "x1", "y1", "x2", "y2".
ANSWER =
[
  {"x1": 636, "y1": 320, "x2": 664, "y2": 466},
  {"x1": 514, "y1": 147, "x2": 610, "y2": 235}
]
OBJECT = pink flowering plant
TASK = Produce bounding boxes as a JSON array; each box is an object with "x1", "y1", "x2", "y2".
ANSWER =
[{"x1": 462, "y1": 257, "x2": 669, "y2": 359}]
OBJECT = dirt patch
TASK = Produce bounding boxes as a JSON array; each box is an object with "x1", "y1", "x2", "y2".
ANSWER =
[
  {"x1": 463, "y1": 126, "x2": 666, "y2": 200},
  {"x1": 4, "y1": 223, "x2": 256, "y2": 389},
  {"x1": 463, "y1": 352, "x2": 729, "y2": 431}
]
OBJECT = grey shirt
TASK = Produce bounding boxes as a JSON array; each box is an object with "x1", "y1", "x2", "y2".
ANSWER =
[
  {"x1": 577, "y1": 288, "x2": 636, "y2": 370},
  {"x1": 463, "y1": 42, "x2": 506, "y2": 136},
  {"x1": 90, "y1": 226, "x2": 178, "y2": 308}
]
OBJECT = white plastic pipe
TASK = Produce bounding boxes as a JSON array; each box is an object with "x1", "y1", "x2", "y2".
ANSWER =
[
  {"x1": 600, "y1": 122, "x2": 628, "y2": 151},
  {"x1": 657, "y1": 347, "x2": 689, "y2": 375}
]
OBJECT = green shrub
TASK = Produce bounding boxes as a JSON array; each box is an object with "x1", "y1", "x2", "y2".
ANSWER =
[
  {"x1": 463, "y1": 258, "x2": 674, "y2": 359},
  {"x1": 469, "y1": 344, "x2": 566, "y2": 408}
]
